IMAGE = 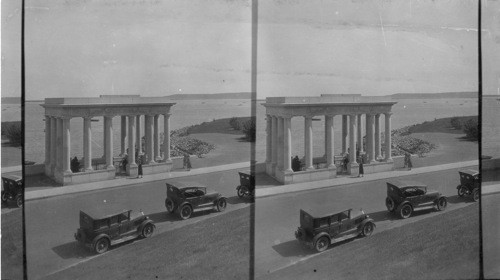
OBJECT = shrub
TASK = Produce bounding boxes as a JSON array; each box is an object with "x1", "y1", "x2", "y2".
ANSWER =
[
  {"x1": 229, "y1": 117, "x2": 240, "y2": 131},
  {"x1": 4, "y1": 122, "x2": 22, "y2": 147},
  {"x1": 450, "y1": 117, "x2": 462, "y2": 130},
  {"x1": 463, "y1": 119, "x2": 478, "y2": 140},
  {"x1": 242, "y1": 118, "x2": 256, "y2": 142}
]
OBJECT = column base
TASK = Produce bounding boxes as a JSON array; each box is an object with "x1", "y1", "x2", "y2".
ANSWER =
[
  {"x1": 385, "y1": 157, "x2": 394, "y2": 163},
  {"x1": 348, "y1": 162, "x2": 359, "y2": 176},
  {"x1": 107, "y1": 165, "x2": 116, "y2": 171},
  {"x1": 127, "y1": 163, "x2": 138, "y2": 177}
]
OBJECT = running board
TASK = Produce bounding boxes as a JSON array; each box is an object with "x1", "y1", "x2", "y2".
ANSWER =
[
  {"x1": 110, "y1": 234, "x2": 140, "y2": 246},
  {"x1": 330, "y1": 233, "x2": 359, "y2": 244},
  {"x1": 193, "y1": 206, "x2": 216, "y2": 212},
  {"x1": 413, "y1": 205, "x2": 436, "y2": 211}
]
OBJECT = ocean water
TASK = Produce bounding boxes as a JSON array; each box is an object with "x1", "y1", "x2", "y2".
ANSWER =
[{"x1": 482, "y1": 96, "x2": 500, "y2": 158}]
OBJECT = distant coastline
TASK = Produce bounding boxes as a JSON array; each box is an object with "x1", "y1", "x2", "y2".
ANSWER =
[{"x1": 18, "y1": 91, "x2": 479, "y2": 103}]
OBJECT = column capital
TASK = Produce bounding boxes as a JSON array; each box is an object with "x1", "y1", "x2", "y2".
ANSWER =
[
  {"x1": 164, "y1": 113, "x2": 172, "y2": 117},
  {"x1": 385, "y1": 112, "x2": 393, "y2": 117},
  {"x1": 375, "y1": 113, "x2": 381, "y2": 117}
]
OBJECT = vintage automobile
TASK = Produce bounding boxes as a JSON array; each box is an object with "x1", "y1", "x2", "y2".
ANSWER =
[
  {"x1": 236, "y1": 170, "x2": 255, "y2": 198},
  {"x1": 1, "y1": 174, "x2": 23, "y2": 208},
  {"x1": 294, "y1": 208, "x2": 375, "y2": 253},
  {"x1": 165, "y1": 181, "x2": 227, "y2": 220},
  {"x1": 385, "y1": 180, "x2": 447, "y2": 219},
  {"x1": 74, "y1": 209, "x2": 155, "y2": 254},
  {"x1": 457, "y1": 169, "x2": 480, "y2": 202}
]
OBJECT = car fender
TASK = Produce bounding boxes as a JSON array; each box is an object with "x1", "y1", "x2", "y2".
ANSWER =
[
  {"x1": 165, "y1": 198, "x2": 177, "y2": 211},
  {"x1": 397, "y1": 201, "x2": 412, "y2": 211},
  {"x1": 213, "y1": 196, "x2": 227, "y2": 205},
  {"x1": 91, "y1": 234, "x2": 110, "y2": 248},
  {"x1": 138, "y1": 220, "x2": 156, "y2": 232},
  {"x1": 178, "y1": 201, "x2": 192, "y2": 212},
  {"x1": 312, "y1": 232, "x2": 330, "y2": 245},
  {"x1": 456, "y1": 184, "x2": 463, "y2": 190},
  {"x1": 359, "y1": 218, "x2": 376, "y2": 230},
  {"x1": 433, "y1": 195, "x2": 447, "y2": 204}
]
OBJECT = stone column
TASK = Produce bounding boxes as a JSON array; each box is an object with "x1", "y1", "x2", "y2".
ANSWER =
[
  {"x1": 145, "y1": 115, "x2": 155, "y2": 164},
  {"x1": 163, "y1": 114, "x2": 171, "y2": 161},
  {"x1": 348, "y1": 115, "x2": 359, "y2": 176},
  {"x1": 304, "y1": 116, "x2": 314, "y2": 170},
  {"x1": 283, "y1": 117, "x2": 292, "y2": 172},
  {"x1": 136, "y1": 115, "x2": 142, "y2": 155},
  {"x1": 121, "y1": 116, "x2": 127, "y2": 156},
  {"x1": 56, "y1": 118, "x2": 63, "y2": 173},
  {"x1": 367, "y1": 114, "x2": 376, "y2": 163},
  {"x1": 271, "y1": 116, "x2": 278, "y2": 171},
  {"x1": 324, "y1": 115, "x2": 328, "y2": 158},
  {"x1": 342, "y1": 115, "x2": 348, "y2": 154},
  {"x1": 83, "y1": 117, "x2": 93, "y2": 171},
  {"x1": 50, "y1": 117, "x2": 57, "y2": 174},
  {"x1": 357, "y1": 114, "x2": 363, "y2": 154},
  {"x1": 154, "y1": 115, "x2": 161, "y2": 161},
  {"x1": 44, "y1": 116, "x2": 51, "y2": 167},
  {"x1": 127, "y1": 115, "x2": 138, "y2": 175},
  {"x1": 385, "y1": 113, "x2": 393, "y2": 162},
  {"x1": 265, "y1": 115, "x2": 272, "y2": 163},
  {"x1": 104, "y1": 116, "x2": 114, "y2": 169},
  {"x1": 375, "y1": 114, "x2": 381, "y2": 160},
  {"x1": 325, "y1": 115, "x2": 336, "y2": 169},
  {"x1": 62, "y1": 117, "x2": 72, "y2": 173},
  {"x1": 277, "y1": 117, "x2": 284, "y2": 171}
]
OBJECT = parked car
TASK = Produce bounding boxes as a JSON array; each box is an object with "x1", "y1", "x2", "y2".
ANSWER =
[
  {"x1": 165, "y1": 181, "x2": 227, "y2": 220},
  {"x1": 1, "y1": 174, "x2": 23, "y2": 207},
  {"x1": 236, "y1": 170, "x2": 255, "y2": 199},
  {"x1": 457, "y1": 170, "x2": 480, "y2": 202},
  {"x1": 385, "y1": 180, "x2": 447, "y2": 219},
  {"x1": 294, "y1": 208, "x2": 375, "y2": 253},
  {"x1": 74, "y1": 209, "x2": 155, "y2": 254}
]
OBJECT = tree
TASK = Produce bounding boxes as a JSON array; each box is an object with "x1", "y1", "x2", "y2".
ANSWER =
[
  {"x1": 4, "y1": 122, "x2": 22, "y2": 147},
  {"x1": 242, "y1": 118, "x2": 256, "y2": 142},
  {"x1": 463, "y1": 119, "x2": 478, "y2": 140}
]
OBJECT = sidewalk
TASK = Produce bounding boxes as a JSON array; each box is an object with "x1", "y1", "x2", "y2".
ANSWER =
[
  {"x1": 256, "y1": 160, "x2": 479, "y2": 198},
  {"x1": 25, "y1": 162, "x2": 251, "y2": 201}
]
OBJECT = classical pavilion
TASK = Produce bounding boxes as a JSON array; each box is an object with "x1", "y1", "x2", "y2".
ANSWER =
[
  {"x1": 262, "y1": 94, "x2": 397, "y2": 184},
  {"x1": 41, "y1": 95, "x2": 175, "y2": 185}
]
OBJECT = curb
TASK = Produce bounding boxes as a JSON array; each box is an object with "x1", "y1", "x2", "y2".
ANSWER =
[
  {"x1": 25, "y1": 162, "x2": 251, "y2": 201},
  {"x1": 255, "y1": 160, "x2": 479, "y2": 198}
]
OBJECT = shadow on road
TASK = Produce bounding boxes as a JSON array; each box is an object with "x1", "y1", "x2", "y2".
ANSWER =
[
  {"x1": 366, "y1": 210, "x2": 400, "y2": 223},
  {"x1": 271, "y1": 240, "x2": 310, "y2": 258},
  {"x1": 52, "y1": 242, "x2": 95, "y2": 259},
  {"x1": 447, "y1": 194, "x2": 475, "y2": 204},
  {"x1": 226, "y1": 195, "x2": 253, "y2": 205}
]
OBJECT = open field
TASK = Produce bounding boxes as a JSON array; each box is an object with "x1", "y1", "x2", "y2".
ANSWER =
[
  {"x1": 44, "y1": 207, "x2": 251, "y2": 280},
  {"x1": 262, "y1": 204, "x2": 479, "y2": 280}
]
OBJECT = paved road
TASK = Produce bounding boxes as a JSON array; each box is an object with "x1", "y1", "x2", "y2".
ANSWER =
[
  {"x1": 482, "y1": 191, "x2": 500, "y2": 279},
  {"x1": 254, "y1": 166, "x2": 478, "y2": 278},
  {"x1": 25, "y1": 168, "x2": 250, "y2": 280}
]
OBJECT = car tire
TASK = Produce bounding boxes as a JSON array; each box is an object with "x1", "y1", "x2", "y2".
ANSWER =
[
  {"x1": 457, "y1": 185, "x2": 467, "y2": 197},
  {"x1": 314, "y1": 236, "x2": 330, "y2": 253},
  {"x1": 399, "y1": 204, "x2": 412, "y2": 219},
  {"x1": 165, "y1": 199, "x2": 175, "y2": 213},
  {"x1": 142, "y1": 224, "x2": 154, "y2": 238},
  {"x1": 472, "y1": 188, "x2": 479, "y2": 202},
  {"x1": 237, "y1": 187, "x2": 245, "y2": 198},
  {"x1": 179, "y1": 204, "x2": 192, "y2": 220},
  {"x1": 362, "y1": 222, "x2": 374, "y2": 237},
  {"x1": 15, "y1": 194, "x2": 23, "y2": 208},
  {"x1": 385, "y1": 197, "x2": 395, "y2": 212},
  {"x1": 436, "y1": 197, "x2": 447, "y2": 211},
  {"x1": 95, "y1": 238, "x2": 110, "y2": 254},
  {"x1": 217, "y1": 198, "x2": 227, "y2": 212},
  {"x1": 1, "y1": 192, "x2": 7, "y2": 203}
]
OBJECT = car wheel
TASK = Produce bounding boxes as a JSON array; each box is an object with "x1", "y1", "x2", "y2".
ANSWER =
[
  {"x1": 457, "y1": 185, "x2": 467, "y2": 197},
  {"x1": 15, "y1": 194, "x2": 23, "y2": 208},
  {"x1": 142, "y1": 224, "x2": 154, "y2": 238},
  {"x1": 217, "y1": 198, "x2": 227, "y2": 212},
  {"x1": 472, "y1": 188, "x2": 479, "y2": 202},
  {"x1": 362, "y1": 222, "x2": 374, "y2": 237},
  {"x1": 95, "y1": 238, "x2": 110, "y2": 254},
  {"x1": 1, "y1": 192, "x2": 7, "y2": 203},
  {"x1": 385, "y1": 197, "x2": 395, "y2": 212},
  {"x1": 237, "y1": 187, "x2": 245, "y2": 198},
  {"x1": 179, "y1": 205, "x2": 192, "y2": 220},
  {"x1": 437, "y1": 197, "x2": 447, "y2": 211},
  {"x1": 165, "y1": 199, "x2": 175, "y2": 213},
  {"x1": 314, "y1": 236, "x2": 330, "y2": 253},
  {"x1": 399, "y1": 204, "x2": 412, "y2": 219}
]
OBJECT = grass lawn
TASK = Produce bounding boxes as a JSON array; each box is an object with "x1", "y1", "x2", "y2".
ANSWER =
[
  {"x1": 408, "y1": 115, "x2": 477, "y2": 135},
  {"x1": 45, "y1": 207, "x2": 252, "y2": 280},
  {"x1": 263, "y1": 204, "x2": 479, "y2": 280},
  {"x1": 1, "y1": 208, "x2": 25, "y2": 280}
]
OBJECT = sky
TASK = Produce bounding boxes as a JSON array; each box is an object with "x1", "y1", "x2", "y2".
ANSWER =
[{"x1": 1, "y1": 0, "x2": 498, "y2": 99}]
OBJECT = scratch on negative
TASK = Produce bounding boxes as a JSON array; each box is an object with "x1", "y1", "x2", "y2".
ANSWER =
[{"x1": 378, "y1": 11, "x2": 387, "y2": 46}]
